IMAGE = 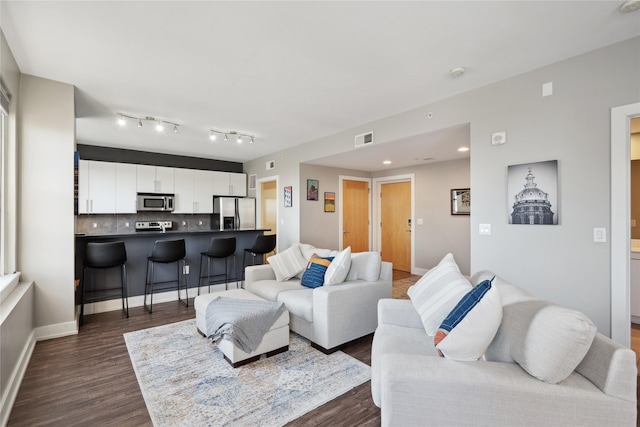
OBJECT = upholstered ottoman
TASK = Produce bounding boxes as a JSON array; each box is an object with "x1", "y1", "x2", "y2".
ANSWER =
[{"x1": 194, "y1": 288, "x2": 290, "y2": 367}]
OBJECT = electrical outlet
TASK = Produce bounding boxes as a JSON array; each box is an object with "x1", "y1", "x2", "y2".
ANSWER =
[
  {"x1": 184, "y1": 265, "x2": 190, "y2": 275},
  {"x1": 92, "y1": 223, "x2": 97, "y2": 228},
  {"x1": 125, "y1": 222, "x2": 129, "y2": 227}
]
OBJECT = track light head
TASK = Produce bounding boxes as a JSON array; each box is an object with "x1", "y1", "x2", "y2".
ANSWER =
[
  {"x1": 173, "y1": 125, "x2": 179, "y2": 133},
  {"x1": 137, "y1": 119, "x2": 143, "y2": 128},
  {"x1": 210, "y1": 130, "x2": 216, "y2": 141},
  {"x1": 237, "y1": 135, "x2": 242, "y2": 143},
  {"x1": 224, "y1": 133, "x2": 228, "y2": 141},
  {"x1": 155, "y1": 122, "x2": 164, "y2": 132},
  {"x1": 250, "y1": 136, "x2": 254, "y2": 144},
  {"x1": 117, "y1": 116, "x2": 126, "y2": 126}
]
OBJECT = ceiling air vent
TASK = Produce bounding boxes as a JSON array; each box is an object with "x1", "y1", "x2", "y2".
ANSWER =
[{"x1": 355, "y1": 131, "x2": 374, "y2": 148}]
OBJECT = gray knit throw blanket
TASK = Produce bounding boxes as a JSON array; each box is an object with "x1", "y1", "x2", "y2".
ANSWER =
[{"x1": 205, "y1": 297, "x2": 287, "y2": 354}]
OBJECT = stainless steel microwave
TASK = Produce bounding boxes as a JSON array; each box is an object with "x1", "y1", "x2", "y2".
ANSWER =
[{"x1": 136, "y1": 193, "x2": 175, "y2": 212}]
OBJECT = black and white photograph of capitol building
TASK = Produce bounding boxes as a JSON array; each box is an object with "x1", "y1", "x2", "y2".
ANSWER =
[{"x1": 508, "y1": 160, "x2": 558, "y2": 225}]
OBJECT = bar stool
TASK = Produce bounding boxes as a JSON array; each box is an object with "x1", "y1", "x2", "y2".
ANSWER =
[
  {"x1": 81, "y1": 241, "x2": 128, "y2": 326},
  {"x1": 144, "y1": 239, "x2": 188, "y2": 313},
  {"x1": 198, "y1": 237, "x2": 237, "y2": 294},
  {"x1": 242, "y1": 234, "x2": 277, "y2": 279}
]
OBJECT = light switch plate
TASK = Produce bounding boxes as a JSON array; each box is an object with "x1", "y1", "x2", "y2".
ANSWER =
[
  {"x1": 479, "y1": 224, "x2": 491, "y2": 235},
  {"x1": 593, "y1": 227, "x2": 606, "y2": 243}
]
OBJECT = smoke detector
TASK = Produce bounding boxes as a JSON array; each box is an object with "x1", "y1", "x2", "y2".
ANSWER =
[
  {"x1": 621, "y1": 0, "x2": 640, "y2": 13},
  {"x1": 450, "y1": 67, "x2": 465, "y2": 78}
]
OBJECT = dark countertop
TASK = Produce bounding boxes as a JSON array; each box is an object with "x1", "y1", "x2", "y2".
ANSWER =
[{"x1": 75, "y1": 229, "x2": 271, "y2": 239}]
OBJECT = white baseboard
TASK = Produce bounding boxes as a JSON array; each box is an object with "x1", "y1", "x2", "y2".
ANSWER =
[
  {"x1": 411, "y1": 267, "x2": 428, "y2": 276},
  {"x1": 0, "y1": 330, "x2": 35, "y2": 427},
  {"x1": 35, "y1": 320, "x2": 78, "y2": 341}
]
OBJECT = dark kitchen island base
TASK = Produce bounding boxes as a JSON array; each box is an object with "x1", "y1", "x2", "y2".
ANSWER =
[{"x1": 75, "y1": 229, "x2": 271, "y2": 313}]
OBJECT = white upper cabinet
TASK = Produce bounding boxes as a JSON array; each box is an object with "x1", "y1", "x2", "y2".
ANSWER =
[
  {"x1": 78, "y1": 160, "x2": 116, "y2": 214},
  {"x1": 173, "y1": 168, "x2": 214, "y2": 214},
  {"x1": 136, "y1": 165, "x2": 175, "y2": 193},
  {"x1": 212, "y1": 171, "x2": 247, "y2": 197},
  {"x1": 193, "y1": 170, "x2": 214, "y2": 213},
  {"x1": 115, "y1": 163, "x2": 137, "y2": 213}
]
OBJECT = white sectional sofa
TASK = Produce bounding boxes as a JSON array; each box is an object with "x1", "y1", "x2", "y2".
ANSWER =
[
  {"x1": 371, "y1": 269, "x2": 637, "y2": 427},
  {"x1": 244, "y1": 243, "x2": 392, "y2": 353}
]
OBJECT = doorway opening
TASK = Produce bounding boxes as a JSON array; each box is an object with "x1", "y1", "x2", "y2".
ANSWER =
[{"x1": 256, "y1": 175, "x2": 278, "y2": 258}]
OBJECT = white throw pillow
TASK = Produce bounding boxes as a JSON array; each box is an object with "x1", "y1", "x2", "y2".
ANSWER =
[
  {"x1": 267, "y1": 244, "x2": 308, "y2": 281},
  {"x1": 324, "y1": 246, "x2": 352, "y2": 285},
  {"x1": 434, "y1": 278, "x2": 502, "y2": 361},
  {"x1": 407, "y1": 253, "x2": 472, "y2": 336},
  {"x1": 345, "y1": 252, "x2": 381, "y2": 282}
]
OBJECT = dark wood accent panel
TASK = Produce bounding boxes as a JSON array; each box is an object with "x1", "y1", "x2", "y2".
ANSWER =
[{"x1": 77, "y1": 144, "x2": 243, "y2": 173}]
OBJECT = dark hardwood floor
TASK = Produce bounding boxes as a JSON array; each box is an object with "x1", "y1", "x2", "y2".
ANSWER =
[{"x1": 7, "y1": 276, "x2": 409, "y2": 427}]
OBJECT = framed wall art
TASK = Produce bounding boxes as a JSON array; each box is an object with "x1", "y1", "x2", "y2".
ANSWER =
[
  {"x1": 324, "y1": 192, "x2": 335, "y2": 212},
  {"x1": 284, "y1": 186, "x2": 292, "y2": 208},
  {"x1": 451, "y1": 188, "x2": 471, "y2": 215},
  {"x1": 307, "y1": 179, "x2": 319, "y2": 201},
  {"x1": 507, "y1": 160, "x2": 558, "y2": 225}
]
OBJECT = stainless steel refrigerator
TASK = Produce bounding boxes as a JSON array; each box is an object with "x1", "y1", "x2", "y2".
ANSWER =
[{"x1": 212, "y1": 197, "x2": 256, "y2": 230}]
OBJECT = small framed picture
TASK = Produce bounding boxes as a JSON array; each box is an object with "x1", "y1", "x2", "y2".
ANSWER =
[
  {"x1": 451, "y1": 188, "x2": 470, "y2": 215},
  {"x1": 324, "y1": 192, "x2": 335, "y2": 212},
  {"x1": 284, "y1": 186, "x2": 292, "y2": 208},
  {"x1": 307, "y1": 179, "x2": 319, "y2": 201}
]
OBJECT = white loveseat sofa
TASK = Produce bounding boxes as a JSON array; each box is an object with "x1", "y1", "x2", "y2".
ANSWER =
[
  {"x1": 371, "y1": 269, "x2": 637, "y2": 426},
  {"x1": 245, "y1": 243, "x2": 392, "y2": 353}
]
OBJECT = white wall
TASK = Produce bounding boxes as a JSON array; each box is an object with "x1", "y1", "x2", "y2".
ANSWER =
[
  {"x1": 18, "y1": 75, "x2": 76, "y2": 336},
  {"x1": 245, "y1": 37, "x2": 640, "y2": 335}
]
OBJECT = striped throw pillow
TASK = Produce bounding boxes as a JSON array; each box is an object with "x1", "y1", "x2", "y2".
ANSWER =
[
  {"x1": 407, "y1": 253, "x2": 472, "y2": 336},
  {"x1": 267, "y1": 244, "x2": 308, "y2": 281},
  {"x1": 301, "y1": 254, "x2": 334, "y2": 288},
  {"x1": 434, "y1": 278, "x2": 502, "y2": 361}
]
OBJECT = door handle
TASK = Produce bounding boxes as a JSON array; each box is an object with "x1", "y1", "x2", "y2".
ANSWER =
[
  {"x1": 343, "y1": 231, "x2": 350, "y2": 234},
  {"x1": 405, "y1": 229, "x2": 411, "y2": 232}
]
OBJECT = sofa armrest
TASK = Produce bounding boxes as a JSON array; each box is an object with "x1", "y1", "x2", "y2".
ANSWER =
[
  {"x1": 244, "y1": 264, "x2": 276, "y2": 288},
  {"x1": 380, "y1": 354, "x2": 637, "y2": 427},
  {"x1": 312, "y1": 279, "x2": 392, "y2": 350},
  {"x1": 377, "y1": 299, "x2": 423, "y2": 329}
]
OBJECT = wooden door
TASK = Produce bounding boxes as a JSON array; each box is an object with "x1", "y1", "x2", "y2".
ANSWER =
[
  {"x1": 261, "y1": 180, "x2": 277, "y2": 258},
  {"x1": 342, "y1": 180, "x2": 369, "y2": 252},
  {"x1": 381, "y1": 181, "x2": 411, "y2": 272}
]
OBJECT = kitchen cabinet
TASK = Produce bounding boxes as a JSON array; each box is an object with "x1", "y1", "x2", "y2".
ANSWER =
[
  {"x1": 173, "y1": 168, "x2": 214, "y2": 214},
  {"x1": 212, "y1": 171, "x2": 247, "y2": 197},
  {"x1": 115, "y1": 163, "x2": 137, "y2": 213},
  {"x1": 136, "y1": 165, "x2": 174, "y2": 193},
  {"x1": 78, "y1": 160, "x2": 116, "y2": 214}
]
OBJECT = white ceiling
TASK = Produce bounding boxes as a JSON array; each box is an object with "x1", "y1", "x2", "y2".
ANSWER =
[{"x1": 2, "y1": 1, "x2": 639, "y2": 171}]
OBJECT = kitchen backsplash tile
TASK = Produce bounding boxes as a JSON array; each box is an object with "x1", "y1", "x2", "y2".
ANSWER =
[{"x1": 76, "y1": 213, "x2": 212, "y2": 234}]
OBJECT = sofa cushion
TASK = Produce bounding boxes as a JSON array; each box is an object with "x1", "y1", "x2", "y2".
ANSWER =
[
  {"x1": 277, "y1": 288, "x2": 314, "y2": 322},
  {"x1": 324, "y1": 246, "x2": 352, "y2": 285},
  {"x1": 345, "y1": 252, "x2": 381, "y2": 281},
  {"x1": 434, "y1": 278, "x2": 502, "y2": 361},
  {"x1": 407, "y1": 253, "x2": 472, "y2": 336},
  {"x1": 484, "y1": 277, "x2": 597, "y2": 384},
  {"x1": 301, "y1": 254, "x2": 334, "y2": 288},
  {"x1": 267, "y1": 244, "x2": 308, "y2": 281},
  {"x1": 247, "y1": 279, "x2": 305, "y2": 301}
]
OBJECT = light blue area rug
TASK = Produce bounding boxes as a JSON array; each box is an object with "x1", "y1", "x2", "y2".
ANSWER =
[{"x1": 124, "y1": 319, "x2": 371, "y2": 426}]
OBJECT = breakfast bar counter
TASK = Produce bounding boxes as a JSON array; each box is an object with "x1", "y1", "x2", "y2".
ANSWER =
[{"x1": 75, "y1": 229, "x2": 271, "y2": 305}]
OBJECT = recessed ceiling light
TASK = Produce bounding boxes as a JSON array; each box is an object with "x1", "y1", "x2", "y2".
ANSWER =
[
  {"x1": 383, "y1": 160, "x2": 392, "y2": 165},
  {"x1": 458, "y1": 147, "x2": 469, "y2": 152}
]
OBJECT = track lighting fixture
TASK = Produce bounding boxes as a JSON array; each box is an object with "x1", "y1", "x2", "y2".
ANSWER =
[
  {"x1": 209, "y1": 129, "x2": 255, "y2": 144},
  {"x1": 117, "y1": 113, "x2": 180, "y2": 134},
  {"x1": 116, "y1": 113, "x2": 257, "y2": 145}
]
